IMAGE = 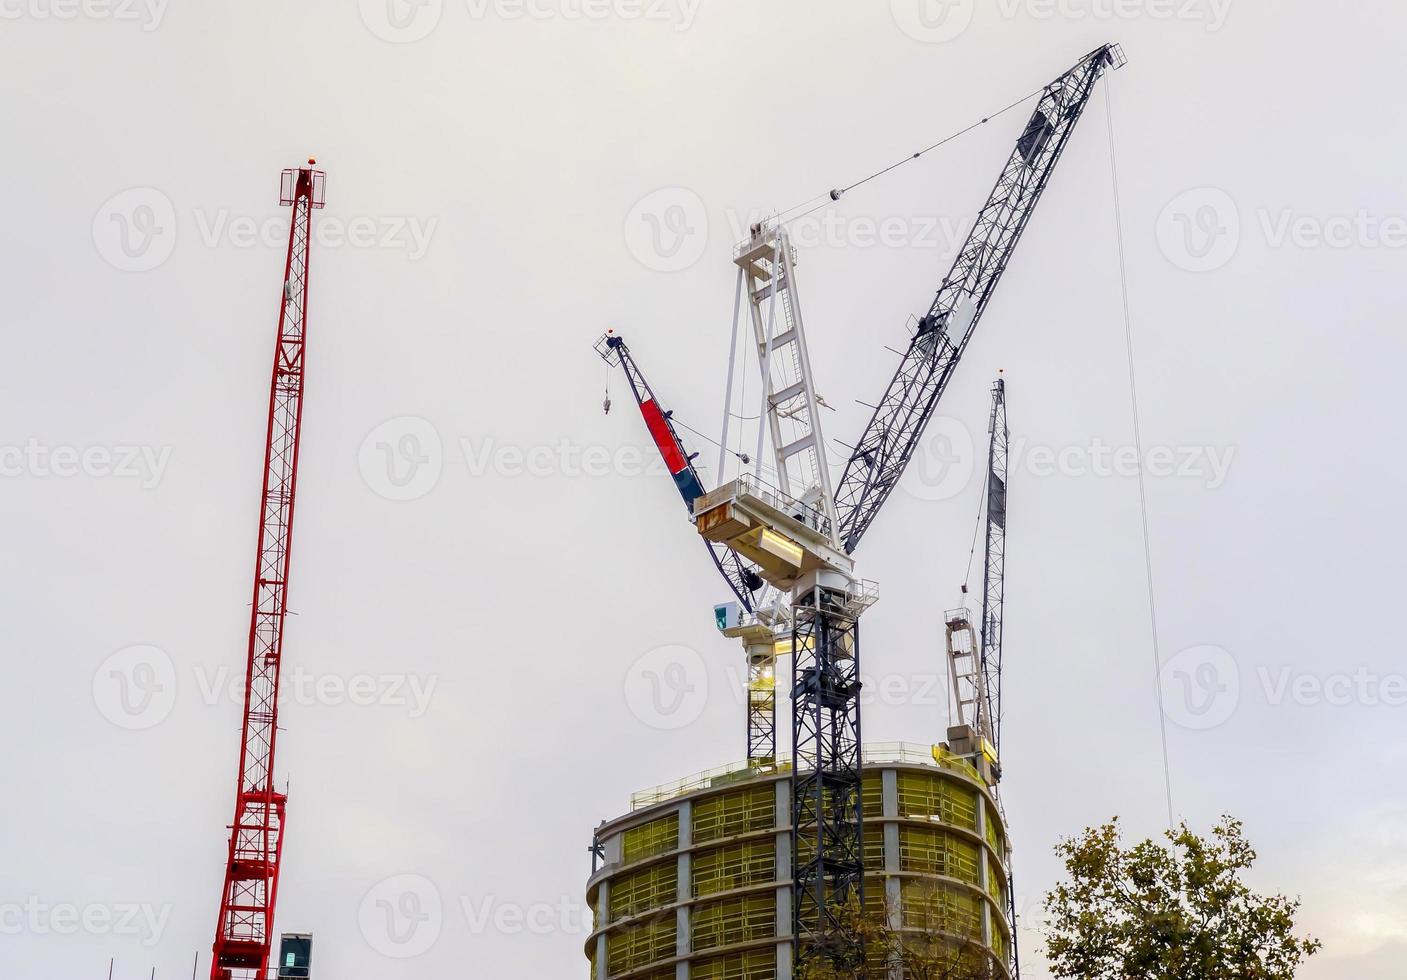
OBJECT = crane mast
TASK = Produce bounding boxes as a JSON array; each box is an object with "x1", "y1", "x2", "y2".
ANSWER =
[
  {"x1": 946, "y1": 376, "x2": 1019, "y2": 977},
  {"x1": 944, "y1": 377, "x2": 1008, "y2": 778},
  {"x1": 210, "y1": 162, "x2": 324, "y2": 980},
  {"x1": 695, "y1": 225, "x2": 875, "y2": 972},
  {"x1": 834, "y1": 44, "x2": 1126, "y2": 555},
  {"x1": 980, "y1": 377, "x2": 1009, "y2": 760},
  {"x1": 982, "y1": 378, "x2": 1019, "y2": 980},
  {"x1": 728, "y1": 223, "x2": 840, "y2": 766}
]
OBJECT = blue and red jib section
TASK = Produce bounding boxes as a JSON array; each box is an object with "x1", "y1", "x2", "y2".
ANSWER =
[{"x1": 639, "y1": 398, "x2": 705, "y2": 507}]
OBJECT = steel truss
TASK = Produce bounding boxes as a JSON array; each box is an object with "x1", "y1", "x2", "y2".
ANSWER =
[
  {"x1": 834, "y1": 44, "x2": 1126, "y2": 555},
  {"x1": 210, "y1": 164, "x2": 323, "y2": 980},
  {"x1": 791, "y1": 576, "x2": 866, "y2": 972}
]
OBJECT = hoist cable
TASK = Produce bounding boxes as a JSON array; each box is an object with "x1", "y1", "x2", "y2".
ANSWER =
[
  {"x1": 774, "y1": 84, "x2": 1048, "y2": 229},
  {"x1": 1106, "y1": 79, "x2": 1176, "y2": 831}
]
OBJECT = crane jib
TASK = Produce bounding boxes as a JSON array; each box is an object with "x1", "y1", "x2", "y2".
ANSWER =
[
  {"x1": 639, "y1": 398, "x2": 706, "y2": 507},
  {"x1": 833, "y1": 43, "x2": 1125, "y2": 554}
]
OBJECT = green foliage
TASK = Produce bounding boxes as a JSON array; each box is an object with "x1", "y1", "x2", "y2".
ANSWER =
[{"x1": 1043, "y1": 816, "x2": 1321, "y2": 979}]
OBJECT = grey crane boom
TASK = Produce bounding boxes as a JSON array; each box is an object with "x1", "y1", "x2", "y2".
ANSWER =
[{"x1": 834, "y1": 43, "x2": 1126, "y2": 554}]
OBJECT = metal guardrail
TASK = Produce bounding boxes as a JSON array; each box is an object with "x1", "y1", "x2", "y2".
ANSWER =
[
  {"x1": 735, "y1": 472, "x2": 832, "y2": 540},
  {"x1": 732, "y1": 227, "x2": 798, "y2": 263},
  {"x1": 628, "y1": 742, "x2": 983, "y2": 811}
]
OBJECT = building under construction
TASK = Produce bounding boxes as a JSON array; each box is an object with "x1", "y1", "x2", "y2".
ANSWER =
[{"x1": 587, "y1": 746, "x2": 1014, "y2": 980}]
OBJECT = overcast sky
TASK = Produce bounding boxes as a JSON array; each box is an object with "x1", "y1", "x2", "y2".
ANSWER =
[{"x1": 3, "y1": 1, "x2": 1405, "y2": 978}]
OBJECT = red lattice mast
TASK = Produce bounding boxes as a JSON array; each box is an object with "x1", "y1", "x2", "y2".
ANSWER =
[{"x1": 210, "y1": 162, "x2": 325, "y2": 980}]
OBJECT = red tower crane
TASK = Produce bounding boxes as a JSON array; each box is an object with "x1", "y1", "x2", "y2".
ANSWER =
[{"x1": 210, "y1": 161, "x2": 325, "y2": 980}]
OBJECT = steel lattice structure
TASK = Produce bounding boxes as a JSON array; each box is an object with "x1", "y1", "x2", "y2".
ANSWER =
[
  {"x1": 746, "y1": 658, "x2": 777, "y2": 762},
  {"x1": 834, "y1": 44, "x2": 1126, "y2": 555},
  {"x1": 982, "y1": 377, "x2": 1020, "y2": 979},
  {"x1": 980, "y1": 377, "x2": 1009, "y2": 760},
  {"x1": 210, "y1": 163, "x2": 324, "y2": 980},
  {"x1": 790, "y1": 578, "x2": 865, "y2": 973}
]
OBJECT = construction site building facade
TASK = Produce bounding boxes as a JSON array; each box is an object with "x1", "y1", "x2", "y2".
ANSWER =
[{"x1": 585, "y1": 744, "x2": 1014, "y2": 980}]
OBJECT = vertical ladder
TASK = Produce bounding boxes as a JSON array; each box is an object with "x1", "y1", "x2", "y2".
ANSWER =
[
  {"x1": 944, "y1": 608, "x2": 987, "y2": 739},
  {"x1": 733, "y1": 224, "x2": 839, "y2": 540}
]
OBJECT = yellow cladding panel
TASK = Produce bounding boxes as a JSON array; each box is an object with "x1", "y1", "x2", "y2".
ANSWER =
[{"x1": 622, "y1": 814, "x2": 679, "y2": 865}]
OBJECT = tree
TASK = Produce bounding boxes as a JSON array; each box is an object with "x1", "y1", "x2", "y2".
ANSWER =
[
  {"x1": 795, "y1": 889, "x2": 998, "y2": 980},
  {"x1": 1043, "y1": 816, "x2": 1321, "y2": 979}
]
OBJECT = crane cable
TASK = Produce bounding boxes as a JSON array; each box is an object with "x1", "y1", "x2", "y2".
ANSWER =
[
  {"x1": 673, "y1": 412, "x2": 750, "y2": 466},
  {"x1": 773, "y1": 83, "x2": 1049, "y2": 229},
  {"x1": 960, "y1": 467, "x2": 987, "y2": 598},
  {"x1": 711, "y1": 82, "x2": 1048, "y2": 490},
  {"x1": 1106, "y1": 78, "x2": 1177, "y2": 831}
]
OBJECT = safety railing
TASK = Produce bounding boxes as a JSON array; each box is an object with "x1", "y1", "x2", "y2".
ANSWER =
[
  {"x1": 628, "y1": 742, "x2": 984, "y2": 811},
  {"x1": 734, "y1": 472, "x2": 832, "y2": 541}
]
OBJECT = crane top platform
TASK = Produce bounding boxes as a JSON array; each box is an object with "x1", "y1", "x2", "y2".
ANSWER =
[{"x1": 694, "y1": 473, "x2": 857, "y2": 596}]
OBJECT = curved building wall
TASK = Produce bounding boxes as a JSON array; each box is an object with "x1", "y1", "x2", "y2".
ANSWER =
[{"x1": 585, "y1": 750, "x2": 1013, "y2": 980}]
